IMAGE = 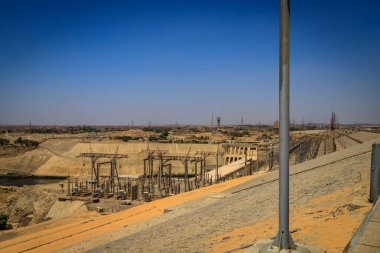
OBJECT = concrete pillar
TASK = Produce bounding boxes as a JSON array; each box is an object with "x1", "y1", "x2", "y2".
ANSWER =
[{"x1": 370, "y1": 143, "x2": 380, "y2": 203}]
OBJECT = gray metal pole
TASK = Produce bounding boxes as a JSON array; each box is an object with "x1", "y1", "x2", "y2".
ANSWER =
[
  {"x1": 159, "y1": 155, "x2": 162, "y2": 196},
  {"x1": 256, "y1": 147, "x2": 259, "y2": 172},
  {"x1": 216, "y1": 145, "x2": 219, "y2": 182},
  {"x1": 203, "y1": 154, "x2": 206, "y2": 187},
  {"x1": 273, "y1": 0, "x2": 295, "y2": 250},
  {"x1": 369, "y1": 143, "x2": 380, "y2": 203}
]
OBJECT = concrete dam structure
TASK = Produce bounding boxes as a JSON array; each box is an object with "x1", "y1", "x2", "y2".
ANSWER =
[{"x1": 0, "y1": 139, "x2": 258, "y2": 178}]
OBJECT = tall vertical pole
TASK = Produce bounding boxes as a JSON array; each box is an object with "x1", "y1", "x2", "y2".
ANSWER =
[
  {"x1": 274, "y1": 0, "x2": 295, "y2": 250},
  {"x1": 200, "y1": 160, "x2": 203, "y2": 184},
  {"x1": 97, "y1": 164, "x2": 100, "y2": 187},
  {"x1": 149, "y1": 155, "x2": 153, "y2": 193},
  {"x1": 256, "y1": 147, "x2": 259, "y2": 172},
  {"x1": 244, "y1": 148, "x2": 247, "y2": 175},
  {"x1": 143, "y1": 159, "x2": 147, "y2": 192},
  {"x1": 195, "y1": 161, "x2": 198, "y2": 188},
  {"x1": 184, "y1": 159, "x2": 188, "y2": 192},
  {"x1": 67, "y1": 177, "x2": 71, "y2": 196},
  {"x1": 203, "y1": 154, "x2": 206, "y2": 187},
  {"x1": 91, "y1": 157, "x2": 96, "y2": 194},
  {"x1": 147, "y1": 157, "x2": 150, "y2": 193},
  {"x1": 169, "y1": 164, "x2": 172, "y2": 191},
  {"x1": 158, "y1": 154, "x2": 162, "y2": 196},
  {"x1": 216, "y1": 145, "x2": 219, "y2": 182}
]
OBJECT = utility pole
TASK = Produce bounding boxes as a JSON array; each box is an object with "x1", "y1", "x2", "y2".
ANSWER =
[
  {"x1": 256, "y1": 146, "x2": 259, "y2": 172},
  {"x1": 259, "y1": 3, "x2": 320, "y2": 251},
  {"x1": 158, "y1": 153, "x2": 163, "y2": 196},
  {"x1": 216, "y1": 145, "x2": 219, "y2": 182},
  {"x1": 274, "y1": 0, "x2": 295, "y2": 250}
]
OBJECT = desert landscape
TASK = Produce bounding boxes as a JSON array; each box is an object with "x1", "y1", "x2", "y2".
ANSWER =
[
  {"x1": 0, "y1": 125, "x2": 379, "y2": 252},
  {"x1": 1, "y1": 0, "x2": 380, "y2": 252}
]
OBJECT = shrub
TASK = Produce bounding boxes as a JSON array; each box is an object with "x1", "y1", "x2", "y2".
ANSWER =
[
  {"x1": 148, "y1": 136, "x2": 159, "y2": 142},
  {"x1": 0, "y1": 214, "x2": 8, "y2": 230},
  {"x1": 0, "y1": 138, "x2": 9, "y2": 146},
  {"x1": 159, "y1": 130, "x2": 169, "y2": 140},
  {"x1": 14, "y1": 137, "x2": 39, "y2": 147},
  {"x1": 229, "y1": 131, "x2": 244, "y2": 138},
  {"x1": 117, "y1": 136, "x2": 141, "y2": 142}
]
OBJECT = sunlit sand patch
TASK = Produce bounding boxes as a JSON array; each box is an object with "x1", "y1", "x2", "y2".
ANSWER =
[{"x1": 210, "y1": 181, "x2": 371, "y2": 253}]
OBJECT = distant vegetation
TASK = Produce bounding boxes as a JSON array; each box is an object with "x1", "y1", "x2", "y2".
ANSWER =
[
  {"x1": 14, "y1": 137, "x2": 40, "y2": 147},
  {"x1": 0, "y1": 138, "x2": 10, "y2": 146},
  {"x1": 24, "y1": 126, "x2": 98, "y2": 134},
  {"x1": 142, "y1": 127, "x2": 170, "y2": 133},
  {"x1": 65, "y1": 126, "x2": 99, "y2": 134},
  {"x1": 141, "y1": 128, "x2": 170, "y2": 142},
  {"x1": 148, "y1": 136, "x2": 159, "y2": 142},
  {"x1": 227, "y1": 129, "x2": 251, "y2": 140},
  {"x1": 23, "y1": 125, "x2": 112, "y2": 134},
  {"x1": 159, "y1": 130, "x2": 169, "y2": 140},
  {"x1": 116, "y1": 136, "x2": 141, "y2": 142},
  {"x1": 27, "y1": 128, "x2": 62, "y2": 134},
  {"x1": 147, "y1": 134, "x2": 168, "y2": 142},
  {"x1": 189, "y1": 127, "x2": 201, "y2": 133},
  {"x1": 0, "y1": 214, "x2": 11, "y2": 230}
]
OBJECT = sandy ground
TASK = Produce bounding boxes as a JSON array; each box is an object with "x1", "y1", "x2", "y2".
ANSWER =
[
  {"x1": 0, "y1": 175, "x2": 256, "y2": 253},
  {"x1": 211, "y1": 182, "x2": 370, "y2": 253},
  {"x1": 0, "y1": 137, "x2": 378, "y2": 253},
  {"x1": 84, "y1": 139, "x2": 375, "y2": 253}
]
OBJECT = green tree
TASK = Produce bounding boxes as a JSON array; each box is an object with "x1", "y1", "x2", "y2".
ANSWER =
[{"x1": 0, "y1": 214, "x2": 8, "y2": 230}]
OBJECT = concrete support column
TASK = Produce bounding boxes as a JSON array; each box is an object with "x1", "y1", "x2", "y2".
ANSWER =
[{"x1": 370, "y1": 143, "x2": 380, "y2": 203}]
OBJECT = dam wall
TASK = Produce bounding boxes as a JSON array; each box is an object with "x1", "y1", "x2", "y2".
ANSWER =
[{"x1": 2, "y1": 140, "x2": 228, "y2": 177}]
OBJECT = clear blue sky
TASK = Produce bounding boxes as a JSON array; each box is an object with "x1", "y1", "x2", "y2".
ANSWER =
[{"x1": 1, "y1": 0, "x2": 379, "y2": 125}]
